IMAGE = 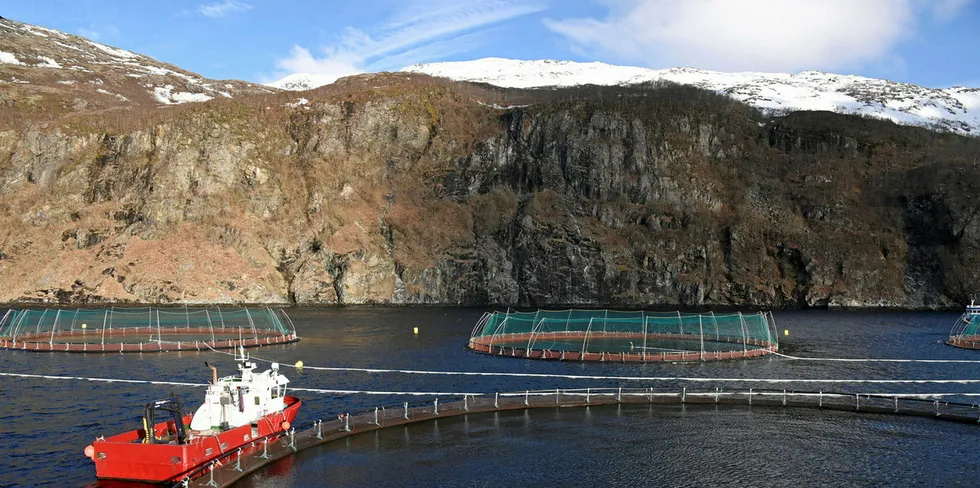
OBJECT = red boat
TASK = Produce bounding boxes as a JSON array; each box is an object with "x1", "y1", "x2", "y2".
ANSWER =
[{"x1": 85, "y1": 348, "x2": 301, "y2": 484}]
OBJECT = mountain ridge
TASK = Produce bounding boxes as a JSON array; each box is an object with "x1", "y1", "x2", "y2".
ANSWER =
[
  {"x1": 272, "y1": 57, "x2": 980, "y2": 136},
  {"x1": 2, "y1": 19, "x2": 980, "y2": 308},
  {"x1": 0, "y1": 17, "x2": 274, "y2": 121}
]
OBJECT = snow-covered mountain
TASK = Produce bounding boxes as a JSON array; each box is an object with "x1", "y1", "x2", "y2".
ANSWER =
[
  {"x1": 399, "y1": 58, "x2": 980, "y2": 136},
  {"x1": 0, "y1": 18, "x2": 273, "y2": 108}
]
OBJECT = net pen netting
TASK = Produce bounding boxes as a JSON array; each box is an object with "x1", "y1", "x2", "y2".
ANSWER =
[
  {"x1": 469, "y1": 309, "x2": 777, "y2": 361},
  {"x1": 0, "y1": 306, "x2": 298, "y2": 352}
]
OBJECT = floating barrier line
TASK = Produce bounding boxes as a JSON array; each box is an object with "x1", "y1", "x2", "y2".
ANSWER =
[
  {"x1": 200, "y1": 345, "x2": 980, "y2": 383},
  {"x1": 771, "y1": 352, "x2": 980, "y2": 363},
  {"x1": 2, "y1": 371, "x2": 980, "y2": 398},
  {"x1": 288, "y1": 387, "x2": 485, "y2": 396},
  {"x1": 0, "y1": 371, "x2": 206, "y2": 388}
]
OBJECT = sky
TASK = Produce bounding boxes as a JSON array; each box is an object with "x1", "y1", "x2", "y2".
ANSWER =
[{"x1": 2, "y1": 0, "x2": 979, "y2": 88}]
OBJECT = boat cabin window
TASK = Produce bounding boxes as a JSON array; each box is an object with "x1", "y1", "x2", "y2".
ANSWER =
[
  {"x1": 271, "y1": 386, "x2": 280, "y2": 399},
  {"x1": 254, "y1": 396, "x2": 261, "y2": 405}
]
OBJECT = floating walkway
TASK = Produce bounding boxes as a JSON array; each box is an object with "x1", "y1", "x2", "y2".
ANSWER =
[
  {"x1": 0, "y1": 307, "x2": 299, "y2": 353},
  {"x1": 181, "y1": 387, "x2": 980, "y2": 488},
  {"x1": 468, "y1": 309, "x2": 778, "y2": 362}
]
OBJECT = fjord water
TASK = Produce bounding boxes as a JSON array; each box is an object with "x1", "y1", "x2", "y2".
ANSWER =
[{"x1": 1, "y1": 308, "x2": 979, "y2": 487}]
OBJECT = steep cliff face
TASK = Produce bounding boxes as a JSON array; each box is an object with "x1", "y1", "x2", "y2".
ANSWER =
[{"x1": 0, "y1": 77, "x2": 978, "y2": 307}]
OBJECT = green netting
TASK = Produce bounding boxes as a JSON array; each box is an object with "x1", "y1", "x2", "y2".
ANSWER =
[
  {"x1": 476, "y1": 309, "x2": 773, "y2": 341},
  {"x1": 471, "y1": 309, "x2": 777, "y2": 356},
  {"x1": 0, "y1": 306, "x2": 294, "y2": 343},
  {"x1": 950, "y1": 313, "x2": 980, "y2": 337}
]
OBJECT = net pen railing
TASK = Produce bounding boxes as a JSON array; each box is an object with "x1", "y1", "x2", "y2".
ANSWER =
[
  {"x1": 0, "y1": 306, "x2": 299, "y2": 353},
  {"x1": 468, "y1": 309, "x2": 778, "y2": 362},
  {"x1": 329, "y1": 387, "x2": 980, "y2": 424},
  {"x1": 183, "y1": 386, "x2": 980, "y2": 488},
  {"x1": 948, "y1": 312, "x2": 980, "y2": 349}
]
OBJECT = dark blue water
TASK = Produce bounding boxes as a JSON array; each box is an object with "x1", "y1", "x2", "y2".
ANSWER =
[{"x1": 1, "y1": 308, "x2": 978, "y2": 487}]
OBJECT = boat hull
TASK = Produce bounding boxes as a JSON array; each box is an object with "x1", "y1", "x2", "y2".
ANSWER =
[{"x1": 91, "y1": 396, "x2": 301, "y2": 484}]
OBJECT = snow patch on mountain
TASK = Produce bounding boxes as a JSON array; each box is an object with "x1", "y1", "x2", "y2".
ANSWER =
[
  {"x1": 266, "y1": 73, "x2": 339, "y2": 92},
  {"x1": 400, "y1": 58, "x2": 980, "y2": 136},
  {"x1": 0, "y1": 51, "x2": 24, "y2": 65},
  {"x1": 84, "y1": 40, "x2": 140, "y2": 60},
  {"x1": 35, "y1": 55, "x2": 61, "y2": 68},
  {"x1": 152, "y1": 85, "x2": 213, "y2": 105}
]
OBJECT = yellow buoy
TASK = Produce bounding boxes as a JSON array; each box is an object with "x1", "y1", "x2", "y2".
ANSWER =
[
  {"x1": 81, "y1": 323, "x2": 87, "y2": 329},
  {"x1": 783, "y1": 329, "x2": 789, "y2": 336},
  {"x1": 294, "y1": 360, "x2": 304, "y2": 373},
  {"x1": 413, "y1": 327, "x2": 419, "y2": 335}
]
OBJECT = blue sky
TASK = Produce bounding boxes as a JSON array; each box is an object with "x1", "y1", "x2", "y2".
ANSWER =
[{"x1": 2, "y1": 0, "x2": 978, "y2": 87}]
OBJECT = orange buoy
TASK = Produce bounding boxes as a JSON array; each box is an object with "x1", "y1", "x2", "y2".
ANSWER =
[
  {"x1": 281, "y1": 421, "x2": 290, "y2": 430},
  {"x1": 84, "y1": 445, "x2": 95, "y2": 459}
]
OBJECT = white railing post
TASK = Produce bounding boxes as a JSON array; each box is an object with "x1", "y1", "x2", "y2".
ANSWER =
[
  {"x1": 101, "y1": 310, "x2": 108, "y2": 347},
  {"x1": 738, "y1": 313, "x2": 749, "y2": 354},
  {"x1": 49, "y1": 309, "x2": 61, "y2": 345},
  {"x1": 581, "y1": 318, "x2": 594, "y2": 359},
  {"x1": 642, "y1": 316, "x2": 649, "y2": 361},
  {"x1": 698, "y1": 315, "x2": 705, "y2": 361},
  {"x1": 526, "y1": 318, "x2": 547, "y2": 352},
  {"x1": 487, "y1": 315, "x2": 510, "y2": 353}
]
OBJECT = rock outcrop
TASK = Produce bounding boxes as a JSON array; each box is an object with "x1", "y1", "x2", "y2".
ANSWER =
[{"x1": 1, "y1": 77, "x2": 978, "y2": 308}]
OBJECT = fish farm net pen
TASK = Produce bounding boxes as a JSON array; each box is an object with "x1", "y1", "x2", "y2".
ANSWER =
[
  {"x1": 0, "y1": 306, "x2": 299, "y2": 353},
  {"x1": 467, "y1": 309, "x2": 778, "y2": 362}
]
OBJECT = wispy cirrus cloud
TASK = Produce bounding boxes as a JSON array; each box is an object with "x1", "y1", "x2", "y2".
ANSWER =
[
  {"x1": 544, "y1": 0, "x2": 974, "y2": 73},
  {"x1": 198, "y1": 0, "x2": 253, "y2": 18},
  {"x1": 267, "y1": 0, "x2": 545, "y2": 85}
]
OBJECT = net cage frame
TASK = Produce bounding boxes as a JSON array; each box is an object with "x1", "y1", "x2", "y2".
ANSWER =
[
  {"x1": 0, "y1": 306, "x2": 300, "y2": 353},
  {"x1": 467, "y1": 309, "x2": 779, "y2": 362},
  {"x1": 947, "y1": 311, "x2": 980, "y2": 349}
]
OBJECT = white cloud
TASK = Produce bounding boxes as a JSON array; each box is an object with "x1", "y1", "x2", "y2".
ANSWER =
[
  {"x1": 267, "y1": 0, "x2": 545, "y2": 85},
  {"x1": 544, "y1": 0, "x2": 973, "y2": 73},
  {"x1": 198, "y1": 0, "x2": 252, "y2": 18},
  {"x1": 274, "y1": 45, "x2": 365, "y2": 84},
  {"x1": 77, "y1": 27, "x2": 100, "y2": 40}
]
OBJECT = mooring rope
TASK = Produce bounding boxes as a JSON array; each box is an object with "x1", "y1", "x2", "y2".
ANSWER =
[
  {"x1": 771, "y1": 351, "x2": 980, "y2": 363},
  {"x1": 0, "y1": 371, "x2": 206, "y2": 388},
  {"x1": 199, "y1": 343, "x2": 980, "y2": 383},
  {"x1": 3, "y1": 371, "x2": 980, "y2": 398},
  {"x1": 0, "y1": 371, "x2": 478, "y2": 395}
]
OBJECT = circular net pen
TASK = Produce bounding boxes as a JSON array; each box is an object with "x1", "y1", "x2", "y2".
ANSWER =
[
  {"x1": 468, "y1": 309, "x2": 778, "y2": 362},
  {"x1": 947, "y1": 304, "x2": 980, "y2": 349},
  {"x1": 0, "y1": 307, "x2": 299, "y2": 353}
]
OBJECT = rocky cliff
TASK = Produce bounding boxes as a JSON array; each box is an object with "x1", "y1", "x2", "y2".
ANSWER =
[{"x1": 1, "y1": 74, "x2": 979, "y2": 308}]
